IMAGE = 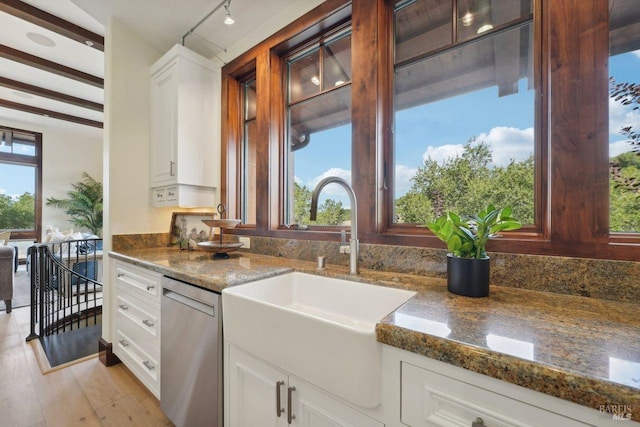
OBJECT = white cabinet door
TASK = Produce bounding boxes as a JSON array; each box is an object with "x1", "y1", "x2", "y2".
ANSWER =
[
  {"x1": 150, "y1": 61, "x2": 177, "y2": 187},
  {"x1": 292, "y1": 377, "x2": 384, "y2": 427},
  {"x1": 401, "y1": 362, "x2": 589, "y2": 427},
  {"x1": 228, "y1": 345, "x2": 288, "y2": 427},
  {"x1": 227, "y1": 346, "x2": 384, "y2": 427}
]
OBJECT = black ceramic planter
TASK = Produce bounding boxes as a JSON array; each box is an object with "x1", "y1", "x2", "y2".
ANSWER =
[{"x1": 446, "y1": 254, "x2": 490, "y2": 297}]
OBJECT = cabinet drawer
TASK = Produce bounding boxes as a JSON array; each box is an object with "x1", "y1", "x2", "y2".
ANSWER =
[
  {"x1": 115, "y1": 327, "x2": 160, "y2": 398},
  {"x1": 116, "y1": 289, "x2": 160, "y2": 343},
  {"x1": 114, "y1": 262, "x2": 161, "y2": 303},
  {"x1": 401, "y1": 362, "x2": 588, "y2": 427},
  {"x1": 152, "y1": 188, "x2": 167, "y2": 206}
]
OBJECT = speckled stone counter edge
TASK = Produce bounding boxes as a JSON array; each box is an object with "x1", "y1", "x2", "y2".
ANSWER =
[{"x1": 113, "y1": 233, "x2": 640, "y2": 303}]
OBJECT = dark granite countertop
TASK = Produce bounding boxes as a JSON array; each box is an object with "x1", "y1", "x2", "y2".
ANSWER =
[{"x1": 110, "y1": 247, "x2": 640, "y2": 420}]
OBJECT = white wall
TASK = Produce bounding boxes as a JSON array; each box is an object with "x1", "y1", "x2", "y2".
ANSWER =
[{"x1": 0, "y1": 117, "x2": 102, "y2": 239}]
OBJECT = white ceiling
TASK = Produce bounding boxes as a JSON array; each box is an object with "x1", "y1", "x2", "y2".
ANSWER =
[{"x1": 0, "y1": 0, "x2": 322, "y2": 135}]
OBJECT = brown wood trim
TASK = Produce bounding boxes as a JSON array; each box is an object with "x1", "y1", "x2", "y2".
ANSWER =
[
  {"x1": 98, "y1": 337, "x2": 121, "y2": 367},
  {"x1": 0, "y1": 44, "x2": 103, "y2": 88},
  {"x1": 0, "y1": 0, "x2": 104, "y2": 51},
  {"x1": 0, "y1": 76, "x2": 103, "y2": 111},
  {"x1": 0, "y1": 98, "x2": 103, "y2": 128}
]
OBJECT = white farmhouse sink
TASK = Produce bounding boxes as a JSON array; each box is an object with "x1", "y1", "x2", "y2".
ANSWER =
[{"x1": 222, "y1": 271, "x2": 416, "y2": 408}]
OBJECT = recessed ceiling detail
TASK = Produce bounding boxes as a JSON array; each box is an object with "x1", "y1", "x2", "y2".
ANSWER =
[{"x1": 26, "y1": 31, "x2": 56, "y2": 47}]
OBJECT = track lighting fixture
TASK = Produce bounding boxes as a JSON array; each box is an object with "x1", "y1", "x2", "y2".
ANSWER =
[{"x1": 224, "y1": 1, "x2": 234, "y2": 25}]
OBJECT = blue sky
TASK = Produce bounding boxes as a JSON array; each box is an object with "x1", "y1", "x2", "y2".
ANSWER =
[{"x1": 294, "y1": 49, "x2": 640, "y2": 207}]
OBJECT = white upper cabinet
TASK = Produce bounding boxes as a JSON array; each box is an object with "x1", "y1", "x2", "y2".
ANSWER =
[{"x1": 149, "y1": 44, "x2": 220, "y2": 207}]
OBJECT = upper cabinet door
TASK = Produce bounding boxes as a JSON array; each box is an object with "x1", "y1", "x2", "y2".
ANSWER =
[{"x1": 149, "y1": 44, "x2": 220, "y2": 192}]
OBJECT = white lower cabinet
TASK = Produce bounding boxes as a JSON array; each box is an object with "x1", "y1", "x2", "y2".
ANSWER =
[
  {"x1": 400, "y1": 362, "x2": 588, "y2": 427},
  {"x1": 112, "y1": 261, "x2": 162, "y2": 398},
  {"x1": 226, "y1": 345, "x2": 384, "y2": 427}
]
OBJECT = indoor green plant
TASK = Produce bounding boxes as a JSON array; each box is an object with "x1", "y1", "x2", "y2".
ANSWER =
[
  {"x1": 46, "y1": 172, "x2": 103, "y2": 236},
  {"x1": 427, "y1": 204, "x2": 521, "y2": 297}
]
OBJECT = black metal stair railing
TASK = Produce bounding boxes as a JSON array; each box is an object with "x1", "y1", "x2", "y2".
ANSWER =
[{"x1": 26, "y1": 238, "x2": 103, "y2": 341}]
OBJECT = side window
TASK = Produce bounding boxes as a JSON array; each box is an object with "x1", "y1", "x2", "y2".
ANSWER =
[
  {"x1": 284, "y1": 31, "x2": 353, "y2": 227},
  {"x1": 0, "y1": 127, "x2": 42, "y2": 248},
  {"x1": 608, "y1": 0, "x2": 640, "y2": 233},
  {"x1": 392, "y1": 0, "x2": 536, "y2": 225},
  {"x1": 241, "y1": 79, "x2": 257, "y2": 225}
]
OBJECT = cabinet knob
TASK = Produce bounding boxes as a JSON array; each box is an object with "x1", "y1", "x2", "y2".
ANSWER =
[{"x1": 472, "y1": 417, "x2": 486, "y2": 427}]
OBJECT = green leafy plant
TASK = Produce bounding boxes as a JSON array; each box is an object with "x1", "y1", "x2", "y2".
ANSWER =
[
  {"x1": 46, "y1": 172, "x2": 103, "y2": 236},
  {"x1": 427, "y1": 204, "x2": 521, "y2": 259}
]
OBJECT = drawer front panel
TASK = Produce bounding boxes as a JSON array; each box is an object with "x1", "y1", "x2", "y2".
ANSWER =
[
  {"x1": 401, "y1": 362, "x2": 588, "y2": 427},
  {"x1": 115, "y1": 327, "x2": 160, "y2": 398},
  {"x1": 116, "y1": 289, "x2": 160, "y2": 342},
  {"x1": 114, "y1": 262, "x2": 161, "y2": 303}
]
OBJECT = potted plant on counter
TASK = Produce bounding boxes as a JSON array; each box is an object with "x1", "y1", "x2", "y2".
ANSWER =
[{"x1": 427, "y1": 204, "x2": 521, "y2": 297}]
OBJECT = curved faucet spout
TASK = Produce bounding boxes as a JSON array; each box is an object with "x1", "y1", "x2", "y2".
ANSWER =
[{"x1": 310, "y1": 176, "x2": 359, "y2": 274}]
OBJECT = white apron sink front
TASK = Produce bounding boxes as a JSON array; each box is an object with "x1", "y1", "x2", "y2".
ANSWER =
[{"x1": 222, "y1": 271, "x2": 416, "y2": 408}]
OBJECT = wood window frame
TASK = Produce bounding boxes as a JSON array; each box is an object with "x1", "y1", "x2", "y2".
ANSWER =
[
  {"x1": 0, "y1": 125, "x2": 42, "y2": 241},
  {"x1": 221, "y1": 0, "x2": 640, "y2": 262}
]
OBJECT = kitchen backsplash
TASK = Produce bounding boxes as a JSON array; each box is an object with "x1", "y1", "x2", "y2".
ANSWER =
[{"x1": 112, "y1": 233, "x2": 640, "y2": 303}]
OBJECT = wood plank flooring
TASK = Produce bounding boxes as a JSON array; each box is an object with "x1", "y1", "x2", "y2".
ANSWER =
[{"x1": 0, "y1": 307, "x2": 174, "y2": 426}]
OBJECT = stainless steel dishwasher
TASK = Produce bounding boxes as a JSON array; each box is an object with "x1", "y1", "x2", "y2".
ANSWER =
[{"x1": 161, "y1": 276, "x2": 222, "y2": 427}]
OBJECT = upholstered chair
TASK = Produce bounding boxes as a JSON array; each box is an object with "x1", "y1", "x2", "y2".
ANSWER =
[{"x1": 0, "y1": 245, "x2": 14, "y2": 313}]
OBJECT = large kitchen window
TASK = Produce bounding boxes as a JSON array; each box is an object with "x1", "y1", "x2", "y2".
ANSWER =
[
  {"x1": 392, "y1": 0, "x2": 536, "y2": 226},
  {"x1": 285, "y1": 30, "x2": 352, "y2": 227},
  {"x1": 608, "y1": 0, "x2": 640, "y2": 234},
  {"x1": 0, "y1": 127, "x2": 42, "y2": 244}
]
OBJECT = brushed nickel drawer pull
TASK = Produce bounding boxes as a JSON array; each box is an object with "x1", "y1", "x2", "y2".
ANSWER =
[
  {"x1": 143, "y1": 360, "x2": 155, "y2": 371},
  {"x1": 472, "y1": 417, "x2": 486, "y2": 427},
  {"x1": 287, "y1": 386, "x2": 296, "y2": 424},
  {"x1": 118, "y1": 304, "x2": 129, "y2": 310},
  {"x1": 119, "y1": 339, "x2": 128, "y2": 347},
  {"x1": 117, "y1": 273, "x2": 125, "y2": 278},
  {"x1": 275, "y1": 380, "x2": 285, "y2": 417},
  {"x1": 142, "y1": 319, "x2": 154, "y2": 327},
  {"x1": 147, "y1": 285, "x2": 155, "y2": 291}
]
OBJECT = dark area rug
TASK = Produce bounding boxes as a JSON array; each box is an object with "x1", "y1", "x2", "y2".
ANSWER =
[
  {"x1": 39, "y1": 323, "x2": 102, "y2": 367},
  {"x1": 0, "y1": 268, "x2": 31, "y2": 312}
]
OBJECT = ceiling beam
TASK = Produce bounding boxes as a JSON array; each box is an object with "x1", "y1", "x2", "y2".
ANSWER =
[
  {"x1": 0, "y1": 0, "x2": 104, "y2": 51},
  {"x1": 0, "y1": 98, "x2": 103, "y2": 128},
  {"x1": 0, "y1": 44, "x2": 103, "y2": 88},
  {"x1": 0, "y1": 76, "x2": 103, "y2": 111}
]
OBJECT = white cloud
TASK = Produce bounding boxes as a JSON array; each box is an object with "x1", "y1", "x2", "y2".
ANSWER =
[
  {"x1": 307, "y1": 168, "x2": 352, "y2": 196},
  {"x1": 422, "y1": 127, "x2": 534, "y2": 167},
  {"x1": 422, "y1": 144, "x2": 465, "y2": 163},
  {"x1": 609, "y1": 97, "x2": 640, "y2": 136},
  {"x1": 476, "y1": 126, "x2": 534, "y2": 166},
  {"x1": 633, "y1": 49, "x2": 640, "y2": 59},
  {"x1": 610, "y1": 140, "x2": 634, "y2": 157},
  {"x1": 395, "y1": 164, "x2": 418, "y2": 196},
  {"x1": 0, "y1": 189, "x2": 5, "y2": 195}
]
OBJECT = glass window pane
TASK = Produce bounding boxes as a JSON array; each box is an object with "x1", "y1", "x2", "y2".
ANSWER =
[
  {"x1": 322, "y1": 34, "x2": 352, "y2": 88},
  {"x1": 395, "y1": 0, "x2": 452, "y2": 64},
  {"x1": 245, "y1": 80, "x2": 256, "y2": 121},
  {"x1": 287, "y1": 86, "x2": 352, "y2": 226},
  {"x1": 393, "y1": 23, "x2": 535, "y2": 225},
  {"x1": 243, "y1": 120, "x2": 257, "y2": 224},
  {"x1": 609, "y1": 0, "x2": 640, "y2": 233},
  {"x1": 0, "y1": 164, "x2": 36, "y2": 231},
  {"x1": 289, "y1": 48, "x2": 320, "y2": 103},
  {"x1": 457, "y1": 0, "x2": 532, "y2": 42}
]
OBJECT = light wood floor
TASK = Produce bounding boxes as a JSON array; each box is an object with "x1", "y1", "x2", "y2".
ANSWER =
[{"x1": 0, "y1": 306, "x2": 173, "y2": 426}]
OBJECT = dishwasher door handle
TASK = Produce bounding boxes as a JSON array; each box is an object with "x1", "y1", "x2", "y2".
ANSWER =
[{"x1": 163, "y1": 289, "x2": 215, "y2": 317}]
